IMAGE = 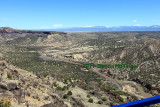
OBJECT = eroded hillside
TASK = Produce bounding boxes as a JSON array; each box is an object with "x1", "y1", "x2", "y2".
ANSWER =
[
  {"x1": 0, "y1": 27, "x2": 160, "y2": 107},
  {"x1": 0, "y1": 50, "x2": 145, "y2": 107}
]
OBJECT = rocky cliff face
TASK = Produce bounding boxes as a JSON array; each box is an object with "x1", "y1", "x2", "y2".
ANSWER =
[{"x1": 0, "y1": 27, "x2": 67, "y2": 45}]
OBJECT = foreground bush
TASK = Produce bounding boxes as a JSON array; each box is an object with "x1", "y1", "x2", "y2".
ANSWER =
[
  {"x1": 98, "y1": 101, "x2": 103, "y2": 104},
  {"x1": 67, "y1": 91, "x2": 72, "y2": 96},
  {"x1": 88, "y1": 98, "x2": 93, "y2": 103},
  {"x1": 0, "y1": 99, "x2": 11, "y2": 107},
  {"x1": 7, "y1": 73, "x2": 12, "y2": 80},
  {"x1": 63, "y1": 94, "x2": 69, "y2": 99},
  {"x1": 102, "y1": 97, "x2": 107, "y2": 101}
]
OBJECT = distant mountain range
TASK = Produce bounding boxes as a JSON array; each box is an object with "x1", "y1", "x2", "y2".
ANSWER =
[{"x1": 40, "y1": 25, "x2": 160, "y2": 32}]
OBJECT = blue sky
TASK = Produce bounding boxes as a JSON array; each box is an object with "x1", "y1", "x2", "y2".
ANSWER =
[{"x1": 0, "y1": 0, "x2": 160, "y2": 29}]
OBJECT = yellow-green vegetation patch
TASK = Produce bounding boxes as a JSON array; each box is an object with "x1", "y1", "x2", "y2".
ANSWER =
[{"x1": 0, "y1": 99, "x2": 11, "y2": 107}]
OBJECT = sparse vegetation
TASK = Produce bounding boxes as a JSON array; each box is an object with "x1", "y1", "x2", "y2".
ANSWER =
[
  {"x1": 131, "y1": 95, "x2": 139, "y2": 101},
  {"x1": 88, "y1": 98, "x2": 94, "y2": 103},
  {"x1": 105, "y1": 85, "x2": 116, "y2": 91},
  {"x1": 1, "y1": 46, "x2": 102, "y2": 84},
  {"x1": 0, "y1": 99, "x2": 11, "y2": 107},
  {"x1": 62, "y1": 86, "x2": 68, "y2": 91},
  {"x1": 102, "y1": 97, "x2": 107, "y2": 101},
  {"x1": 53, "y1": 82, "x2": 57, "y2": 87},
  {"x1": 71, "y1": 84, "x2": 75, "y2": 87},
  {"x1": 56, "y1": 86, "x2": 63, "y2": 91},
  {"x1": 114, "y1": 91, "x2": 128, "y2": 96},
  {"x1": 67, "y1": 91, "x2": 72, "y2": 96},
  {"x1": 83, "y1": 87, "x2": 89, "y2": 90},
  {"x1": 43, "y1": 73, "x2": 48, "y2": 78},
  {"x1": 119, "y1": 97, "x2": 124, "y2": 103},
  {"x1": 63, "y1": 79, "x2": 68, "y2": 84},
  {"x1": 7, "y1": 73, "x2": 12, "y2": 80},
  {"x1": 98, "y1": 101, "x2": 103, "y2": 104},
  {"x1": 1, "y1": 30, "x2": 160, "y2": 106},
  {"x1": 54, "y1": 100, "x2": 58, "y2": 104},
  {"x1": 87, "y1": 95, "x2": 90, "y2": 98},
  {"x1": 63, "y1": 94, "x2": 69, "y2": 99}
]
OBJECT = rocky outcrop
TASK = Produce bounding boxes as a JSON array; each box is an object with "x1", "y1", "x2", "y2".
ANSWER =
[
  {"x1": 0, "y1": 27, "x2": 17, "y2": 33},
  {"x1": 0, "y1": 27, "x2": 66, "y2": 34},
  {"x1": 0, "y1": 27, "x2": 67, "y2": 45},
  {"x1": 0, "y1": 59, "x2": 69, "y2": 107}
]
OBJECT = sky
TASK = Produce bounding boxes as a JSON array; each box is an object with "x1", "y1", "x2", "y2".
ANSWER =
[{"x1": 0, "y1": 0, "x2": 160, "y2": 29}]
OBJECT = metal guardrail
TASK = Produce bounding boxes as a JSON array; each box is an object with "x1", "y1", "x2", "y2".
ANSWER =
[{"x1": 112, "y1": 95, "x2": 160, "y2": 107}]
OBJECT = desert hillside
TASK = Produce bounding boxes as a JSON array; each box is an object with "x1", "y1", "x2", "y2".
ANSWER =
[{"x1": 0, "y1": 27, "x2": 160, "y2": 107}]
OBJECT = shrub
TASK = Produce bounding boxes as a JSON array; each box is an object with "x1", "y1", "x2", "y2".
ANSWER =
[
  {"x1": 63, "y1": 94, "x2": 69, "y2": 99},
  {"x1": 105, "y1": 86, "x2": 115, "y2": 91},
  {"x1": 98, "y1": 81, "x2": 103, "y2": 86},
  {"x1": 0, "y1": 99, "x2": 11, "y2": 107},
  {"x1": 98, "y1": 101, "x2": 103, "y2": 104},
  {"x1": 54, "y1": 101, "x2": 58, "y2": 104},
  {"x1": 88, "y1": 98, "x2": 93, "y2": 103},
  {"x1": 87, "y1": 95, "x2": 90, "y2": 98},
  {"x1": 68, "y1": 78, "x2": 72, "y2": 83},
  {"x1": 62, "y1": 86, "x2": 67, "y2": 91},
  {"x1": 7, "y1": 73, "x2": 12, "y2": 80},
  {"x1": 56, "y1": 86, "x2": 63, "y2": 91},
  {"x1": 91, "y1": 91, "x2": 95, "y2": 95},
  {"x1": 53, "y1": 82, "x2": 57, "y2": 87},
  {"x1": 131, "y1": 95, "x2": 138, "y2": 101},
  {"x1": 72, "y1": 84, "x2": 75, "y2": 87},
  {"x1": 114, "y1": 91, "x2": 126, "y2": 96},
  {"x1": 43, "y1": 73, "x2": 48, "y2": 78},
  {"x1": 119, "y1": 97, "x2": 124, "y2": 102},
  {"x1": 102, "y1": 97, "x2": 107, "y2": 101},
  {"x1": 63, "y1": 79, "x2": 68, "y2": 84},
  {"x1": 67, "y1": 91, "x2": 72, "y2": 96},
  {"x1": 84, "y1": 87, "x2": 88, "y2": 90}
]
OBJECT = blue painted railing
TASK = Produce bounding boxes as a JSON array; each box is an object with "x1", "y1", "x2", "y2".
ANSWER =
[{"x1": 112, "y1": 95, "x2": 160, "y2": 107}]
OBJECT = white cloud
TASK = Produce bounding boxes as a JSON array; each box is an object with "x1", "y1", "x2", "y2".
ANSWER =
[
  {"x1": 40, "y1": 24, "x2": 64, "y2": 29},
  {"x1": 80, "y1": 26, "x2": 93, "y2": 27},
  {"x1": 132, "y1": 20, "x2": 137, "y2": 23},
  {"x1": 133, "y1": 24, "x2": 142, "y2": 26},
  {"x1": 53, "y1": 24, "x2": 63, "y2": 28},
  {"x1": 105, "y1": 26, "x2": 110, "y2": 28}
]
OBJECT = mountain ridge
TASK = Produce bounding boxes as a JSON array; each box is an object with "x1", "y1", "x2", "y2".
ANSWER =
[{"x1": 39, "y1": 25, "x2": 160, "y2": 32}]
